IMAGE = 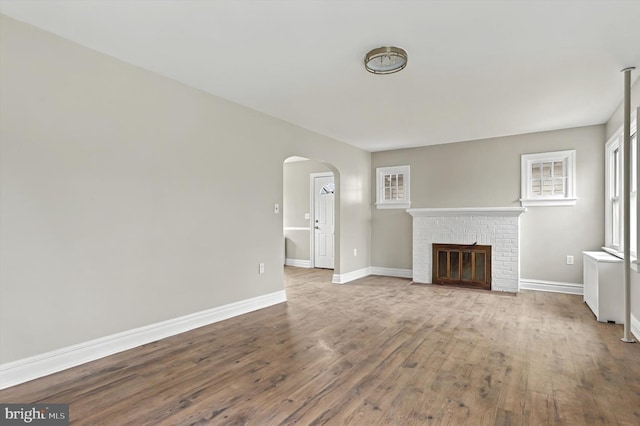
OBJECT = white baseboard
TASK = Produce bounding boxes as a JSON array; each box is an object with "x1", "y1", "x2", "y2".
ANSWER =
[
  {"x1": 370, "y1": 267, "x2": 412, "y2": 279},
  {"x1": 519, "y1": 278, "x2": 584, "y2": 295},
  {"x1": 333, "y1": 267, "x2": 412, "y2": 283},
  {"x1": 632, "y1": 314, "x2": 640, "y2": 342},
  {"x1": 0, "y1": 290, "x2": 287, "y2": 390},
  {"x1": 284, "y1": 259, "x2": 312, "y2": 268},
  {"x1": 332, "y1": 267, "x2": 371, "y2": 284}
]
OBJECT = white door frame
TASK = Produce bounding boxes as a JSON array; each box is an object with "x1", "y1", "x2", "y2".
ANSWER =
[{"x1": 310, "y1": 172, "x2": 334, "y2": 268}]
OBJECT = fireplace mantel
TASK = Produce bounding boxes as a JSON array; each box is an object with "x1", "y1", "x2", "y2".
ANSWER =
[{"x1": 407, "y1": 207, "x2": 526, "y2": 217}]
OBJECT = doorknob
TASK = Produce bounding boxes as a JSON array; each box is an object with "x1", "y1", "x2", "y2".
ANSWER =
[{"x1": 315, "y1": 226, "x2": 319, "y2": 229}]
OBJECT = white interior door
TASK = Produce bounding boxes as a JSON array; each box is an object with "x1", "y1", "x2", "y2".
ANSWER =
[{"x1": 313, "y1": 175, "x2": 334, "y2": 269}]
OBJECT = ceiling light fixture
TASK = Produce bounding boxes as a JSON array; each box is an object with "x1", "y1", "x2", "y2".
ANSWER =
[{"x1": 364, "y1": 46, "x2": 408, "y2": 75}]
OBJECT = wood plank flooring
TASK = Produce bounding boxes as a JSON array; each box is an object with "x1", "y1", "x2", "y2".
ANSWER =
[{"x1": 1, "y1": 267, "x2": 639, "y2": 425}]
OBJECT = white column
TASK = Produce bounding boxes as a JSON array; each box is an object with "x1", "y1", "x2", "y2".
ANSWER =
[{"x1": 621, "y1": 66, "x2": 636, "y2": 343}]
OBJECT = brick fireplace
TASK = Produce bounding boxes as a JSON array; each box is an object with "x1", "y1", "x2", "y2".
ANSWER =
[{"x1": 407, "y1": 207, "x2": 526, "y2": 292}]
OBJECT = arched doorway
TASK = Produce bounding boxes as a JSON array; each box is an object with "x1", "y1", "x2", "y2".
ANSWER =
[{"x1": 283, "y1": 156, "x2": 339, "y2": 274}]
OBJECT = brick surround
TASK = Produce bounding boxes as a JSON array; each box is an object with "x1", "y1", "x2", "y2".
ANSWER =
[{"x1": 407, "y1": 207, "x2": 526, "y2": 292}]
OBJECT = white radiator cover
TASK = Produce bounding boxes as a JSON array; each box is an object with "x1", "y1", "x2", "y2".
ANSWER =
[
  {"x1": 582, "y1": 251, "x2": 624, "y2": 323},
  {"x1": 407, "y1": 207, "x2": 526, "y2": 292}
]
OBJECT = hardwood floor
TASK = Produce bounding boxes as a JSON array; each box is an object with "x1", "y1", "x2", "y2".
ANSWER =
[{"x1": 1, "y1": 267, "x2": 639, "y2": 425}]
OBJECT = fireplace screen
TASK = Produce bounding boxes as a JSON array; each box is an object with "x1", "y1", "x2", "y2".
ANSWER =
[{"x1": 432, "y1": 244, "x2": 491, "y2": 290}]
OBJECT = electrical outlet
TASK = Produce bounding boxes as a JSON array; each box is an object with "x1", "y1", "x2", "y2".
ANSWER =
[
  {"x1": 353, "y1": 248, "x2": 358, "y2": 256},
  {"x1": 259, "y1": 263, "x2": 265, "y2": 274},
  {"x1": 566, "y1": 255, "x2": 574, "y2": 265}
]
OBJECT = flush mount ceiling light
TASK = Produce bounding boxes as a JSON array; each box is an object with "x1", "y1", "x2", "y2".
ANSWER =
[{"x1": 364, "y1": 46, "x2": 408, "y2": 75}]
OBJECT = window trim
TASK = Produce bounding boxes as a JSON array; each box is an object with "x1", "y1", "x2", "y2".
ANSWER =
[
  {"x1": 520, "y1": 150, "x2": 577, "y2": 207},
  {"x1": 375, "y1": 165, "x2": 410, "y2": 209}
]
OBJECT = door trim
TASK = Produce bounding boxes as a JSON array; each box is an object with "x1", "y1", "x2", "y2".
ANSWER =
[{"x1": 310, "y1": 172, "x2": 334, "y2": 268}]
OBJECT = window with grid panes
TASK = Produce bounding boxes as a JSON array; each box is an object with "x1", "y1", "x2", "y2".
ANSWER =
[
  {"x1": 376, "y1": 165, "x2": 410, "y2": 209},
  {"x1": 520, "y1": 150, "x2": 576, "y2": 207}
]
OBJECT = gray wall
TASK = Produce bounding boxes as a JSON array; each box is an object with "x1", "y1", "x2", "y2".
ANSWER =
[
  {"x1": 372, "y1": 125, "x2": 606, "y2": 284},
  {"x1": 0, "y1": 16, "x2": 371, "y2": 363},
  {"x1": 283, "y1": 159, "x2": 332, "y2": 261},
  {"x1": 604, "y1": 75, "x2": 640, "y2": 332}
]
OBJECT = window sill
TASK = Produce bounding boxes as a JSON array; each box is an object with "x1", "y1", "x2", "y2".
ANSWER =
[
  {"x1": 601, "y1": 247, "x2": 639, "y2": 272},
  {"x1": 520, "y1": 198, "x2": 577, "y2": 207},
  {"x1": 376, "y1": 202, "x2": 411, "y2": 210}
]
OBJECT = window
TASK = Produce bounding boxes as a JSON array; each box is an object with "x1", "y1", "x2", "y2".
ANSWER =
[
  {"x1": 520, "y1": 150, "x2": 576, "y2": 207},
  {"x1": 606, "y1": 141, "x2": 623, "y2": 251},
  {"x1": 320, "y1": 183, "x2": 335, "y2": 194},
  {"x1": 605, "y1": 108, "x2": 638, "y2": 263},
  {"x1": 631, "y1": 131, "x2": 637, "y2": 257},
  {"x1": 376, "y1": 165, "x2": 410, "y2": 209}
]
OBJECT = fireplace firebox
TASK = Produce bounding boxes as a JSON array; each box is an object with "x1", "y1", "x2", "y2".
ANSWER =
[{"x1": 432, "y1": 243, "x2": 492, "y2": 290}]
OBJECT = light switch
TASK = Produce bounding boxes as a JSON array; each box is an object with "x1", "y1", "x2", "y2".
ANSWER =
[
  {"x1": 274, "y1": 203, "x2": 279, "y2": 214},
  {"x1": 304, "y1": 213, "x2": 310, "y2": 220}
]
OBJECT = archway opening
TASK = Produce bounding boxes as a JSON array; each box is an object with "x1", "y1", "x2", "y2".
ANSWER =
[{"x1": 283, "y1": 156, "x2": 340, "y2": 281}]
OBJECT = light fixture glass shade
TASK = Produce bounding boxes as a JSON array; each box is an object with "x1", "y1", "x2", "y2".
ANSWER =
[{"x1": 364, "y1": 46, "x2": 408, "y2": 74}]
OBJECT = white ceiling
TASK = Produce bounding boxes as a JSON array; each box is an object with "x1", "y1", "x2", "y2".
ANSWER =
[{"x1": 1, "y1": 0, "x2": 639, "y2": 152}]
